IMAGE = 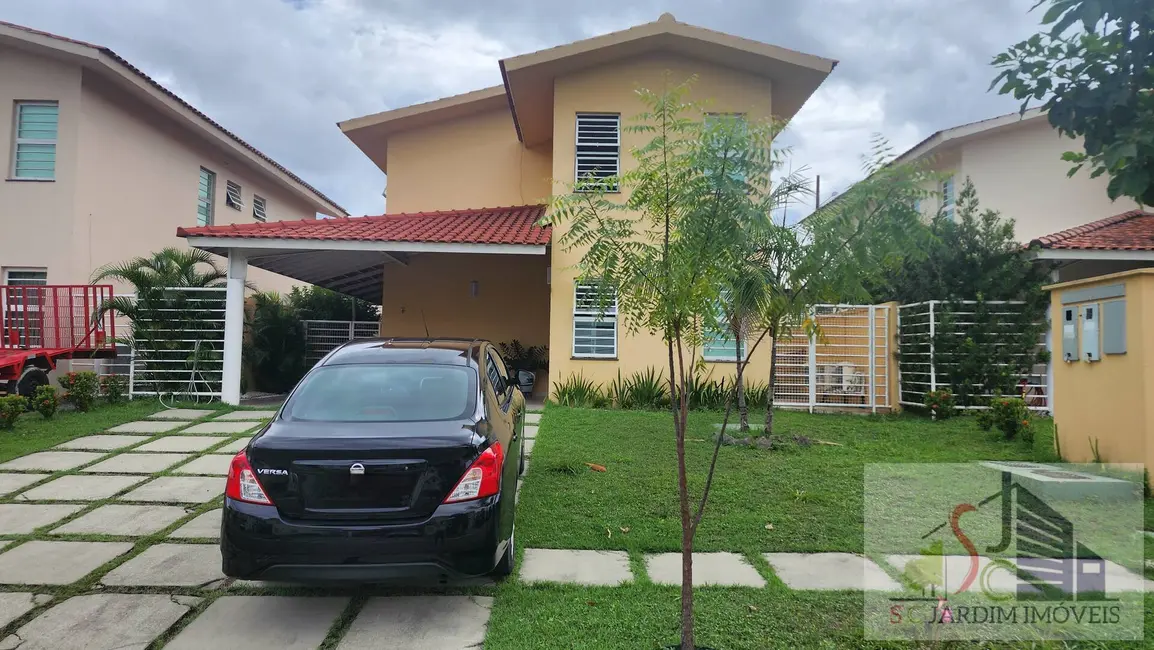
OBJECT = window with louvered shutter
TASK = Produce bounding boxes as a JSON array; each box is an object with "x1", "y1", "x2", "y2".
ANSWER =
[
  {"x1": 253, "y1": 195, "x2": 267, "y2": 222},
  {"x1": 573, "y1": 283, "x2": 617, "y2": 357},
  {"x1": 574, "y1": 113, "x2": 620, "y2": 192},
  {"x1": 197, "y1": 168, "x2": 215, "y2": 226},
  {"x1": 12, "y1": 102, "x2": 58, "y2": 179},
  {"x1": 702, "y1": 295, "x2": 746, "y2": 362},
  {"x1": 226, "y1": 180, "x2": 243, "y2": 210}
]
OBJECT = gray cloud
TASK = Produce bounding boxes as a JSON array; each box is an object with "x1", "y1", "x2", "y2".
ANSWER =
[{"x1": 1, "y1": 0, "x2": 1041, "y2": 215}]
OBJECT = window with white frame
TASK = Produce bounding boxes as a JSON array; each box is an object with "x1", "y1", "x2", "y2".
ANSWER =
[
  {"x1": 575, "y1": 113, "x2": 620, "y2": 191},
  {"x1": 197, "y1": 168, "x2": 215, "y2": 226},
  {"x1": 702, "y1": 296, "x2": 746, "y2": 362},
  {"x1": 941, "y1": 176, "x2": 956, "y2": 220},
  {"x1": 2, "y1": 268, "x2": 47, "y2": 347},
  {"x1": 573, "y1": 283, "x2": 617, "y2": 358},
  {"x1": 225, "y1": 180, "x2": 243, "y2": 210},
  {"x1": 11, "y1": 102, "x2": 59, "y2": 179},
  {"x1": 3, "y1": 268, "x2": 47, "y2": 286},
  {"x1": 253, "y1": 194, "x2": 267, "y2": 222}
]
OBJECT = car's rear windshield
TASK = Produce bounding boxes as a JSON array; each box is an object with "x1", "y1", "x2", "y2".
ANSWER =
[{"x1": 281, "y1": 363, "x2": 476, "y2": 422}]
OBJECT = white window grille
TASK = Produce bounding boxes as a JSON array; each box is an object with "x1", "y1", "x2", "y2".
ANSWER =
[
  {"x1": 253, "y1": 195, "x2": 267, "y2": 222},
  {"x1": 3, "y1": 269, "x2": 47, "y2": 285},
  {"x1": 225, "y1": 180, "x2": 243, "y2": 210},
  {"x1": 575, "y1": 113, "x2": 620, "y2": 191},
  {"x1": 197, "y1": 168, "x2": 215, "y2": 226},
  {"x1": 12, "y1": 102, "x2": 58, "y2": 179},
  {"x1": 941, "y1": 176, "x2": 955, "y2": 220},
  {"x1": 573, "y1": 283, "x2": 617, "y2": 358}
]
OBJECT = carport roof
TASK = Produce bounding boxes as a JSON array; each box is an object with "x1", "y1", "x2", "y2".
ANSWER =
[{"x1": 1030, "y1": 210, "x2": 1154, "y2": 251}]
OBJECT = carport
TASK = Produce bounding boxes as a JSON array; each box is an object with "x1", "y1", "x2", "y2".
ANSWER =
[{"x1": 177, "y1": 204, "x2": 551, "y2": 404}]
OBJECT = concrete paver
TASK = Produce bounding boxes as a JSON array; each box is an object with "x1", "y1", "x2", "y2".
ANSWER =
[
  {"x1": 0, "y1": 473, "x2": 49, "y2": 497},
  {"x1": 80, "y1": 453, "x2": 191, "y2": 474},
  {"x1": 765, "y1": 553, "x2": 901, "y2": 591},
  {"x1": 147, "y1": 409, "x2": 215, "y2": 420},
  {"x1": 172, "y1": 454, "x2": 232, "y2": 476},
  {"x1": 211, "y1": 437, "x2": 249, "y2": 454},
  {"x1": 52, "y1": 505, "x2": 188, "y2": 536},
  {"x1": 0, "y1": 452, "x2": 104, "y2": 472},
  {"x1": 0, "y1": 541, "x2": 133, "y2": 585},
  {"x1": 135, "y1": 436, "x2": 229, "y2": 453},
  {"x1": 214, "y1": 410, "x2": 276, "y2": 420},
  {"x1": 0, "y1": 594, "x2": 195, "y2": 650},
  {"x1": 17, "y1": 474, "x2": 142, "y2": 501},
  {"x1": 646, "y1": 552, "x2": 766, "y2": 587},
  {"x1": 55, "y1": 435, "x2": 151, "y2": 451},
  {"x1": 0, "y1": 504, "x2": 85, "y2": 534},
  {"x1": 0, "y1": 592, "x2": 39, "y2": 630},
  {"x1": 525, "y1": 412, "x2": 541, "y2": 425},
  {"x1": 181, "y1": 421, "x2": 261, "y2": 434},
  {"x1": 524, "y1": 439, "x2": 535, "y2": 456},
  {"x1": 107, "y1": 420, "x2": 187, "y2": 434},
  {"x1": 119, "y1": 477, "x2": 223, "y2": 504},
  {"x1": 524, "y1": 424, "x2": 538, "y2": 440},
  {"x1": 168, "y1": 509, "x2": 222, "y2": 539},
  {"x1": 520, "y1": 549, "x2": 632, "y2": 586},
  {"x1": 886, "y1": 554, "x2": 1154, "y2": 595},
  {"x1": 100, "y1": 544, "x2": 223, "y2": 587},
  {"x1": 337, "y1": 596, "x2": 492, "y2": 650},
  {"x1": 166, "y1": 596, "x2": 348, "y2": 650}
]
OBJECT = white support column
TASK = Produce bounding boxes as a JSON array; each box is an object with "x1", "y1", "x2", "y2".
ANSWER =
[{"x1": 222, "y1": 249, "x2": 248, "y2": 406}]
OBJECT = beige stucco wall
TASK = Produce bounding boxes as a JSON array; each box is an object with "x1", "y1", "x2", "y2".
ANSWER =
[
  {"x1": 0, "y1": 44, "x2": 82, "y2": 283},
  {"x1": 1049, "y1": 270, "x2": 1152, "y2": 473},
  {"x1": 384, "y1": 107, "x2": 552, "y2": 215},
  {"x1": 547, "y1": 52, "x2": 778, "y2": 391}
]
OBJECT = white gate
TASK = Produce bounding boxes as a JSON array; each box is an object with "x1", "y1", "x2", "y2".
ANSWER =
[
  {"x1": 897, "y1": 300, "x2": 1049, "y2": 411},
  {"x1": 125, "y1": 287, "x2": 226, "y2": 398},
  {"x1": 302, "y1": 320, "x2": 380, "y2": 365},
  {"x1": 773, "y1": 304, "x2": 890, "y2": 412}
]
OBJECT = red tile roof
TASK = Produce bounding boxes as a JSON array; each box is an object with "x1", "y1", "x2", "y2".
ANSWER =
[
  {"x1": 176, "y1": 204, "x2": 551, "y2": 246},
  {"x1": 1030, "y1": 210, "x2": 1154, "y2": 251},
  {"x1": 0, "y1": 20, "x2": 346, "y2": 215}
]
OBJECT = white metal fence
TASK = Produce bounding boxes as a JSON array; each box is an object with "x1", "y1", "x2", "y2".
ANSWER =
[
  {"x1": 124, "y1": 287, "x2": 226, "y2": 398},
  {"x1": 897, "y1": 300, "x2": 1049, "y2": 411},
  {"x1": 303, "y1": 320, "x2": 380, "y2": 365},
  {"x1": 773, "y1": 304, "x2": 890, "y2": 412}
]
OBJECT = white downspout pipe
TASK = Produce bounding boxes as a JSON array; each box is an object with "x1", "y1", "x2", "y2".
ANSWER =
[{"x1": 222, "y1": 249, "x2": 248, "y2": 406}]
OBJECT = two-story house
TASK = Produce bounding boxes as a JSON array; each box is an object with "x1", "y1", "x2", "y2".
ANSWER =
[
  {"x1": 0, "y1": 21, "x2": 346, "y2": 295},
  {"x1": 177, "y1": 13, "x2": 836, "y2": 403}
]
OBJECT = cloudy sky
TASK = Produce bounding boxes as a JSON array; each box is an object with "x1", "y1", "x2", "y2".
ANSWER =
[{"x1": 2, "y1": 0, "x2": 1043, "y2": 216}]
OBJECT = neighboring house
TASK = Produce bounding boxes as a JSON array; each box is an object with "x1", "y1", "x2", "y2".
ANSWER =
[
  {"x1": 1029, "y1": 210, "x2": 1154, "y2": 282},
  {"x1": 0, "y1": 21, "x2": 346, "y2": 296},
  {"x1": 177, "y1": 13, "x2": 837, "y2": 403},
  {"x1": 893, "y1": 108, "x2": 1143, "y2": 243}
]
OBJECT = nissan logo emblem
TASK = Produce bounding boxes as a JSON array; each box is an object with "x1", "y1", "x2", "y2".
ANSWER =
[{"x1": 349, "y1": 463, "x2": 366, "y2": 476}]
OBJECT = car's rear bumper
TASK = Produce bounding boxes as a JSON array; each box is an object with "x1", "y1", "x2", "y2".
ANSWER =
[{"x1": 220, "y1": 496, "x2": 507, "y2": 583}]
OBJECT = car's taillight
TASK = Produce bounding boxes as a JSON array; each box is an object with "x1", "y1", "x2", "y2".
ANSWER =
[
  {"x1": 225, "y1": 451, "x2": 274, "y2": 505},
  {"x1": 443, "y1": 441, "x2": 504, "y2": 503}
]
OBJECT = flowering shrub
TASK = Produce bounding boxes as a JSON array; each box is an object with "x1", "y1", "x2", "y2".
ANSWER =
[
  {"x1": 0, "y1": 395, "x2": 27, "y2": 429},
  {"x1": 922, "y1": 389, "x2": 957, "y2": 420},
  {"x1": 33, "y1": 385, "x2": 58, "y2": 419},
  {"x1": 986, "y1": 394, "x2": 1032, "y2": 442},
  {"x1": 101, "y1": 374, "x2": 129, "y2": 405},
  {"x1": 58, "y1": 371, "x2": 99, "y2": 412}
]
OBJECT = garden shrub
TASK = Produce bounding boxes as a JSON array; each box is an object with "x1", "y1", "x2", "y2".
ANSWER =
[
  {"x1": 685, "y1": 373, "x2": 728, "y2": 411},
  {"x1": 33, "y1": 385, "x2": 58, "y2": 419},
  {"x1": 987, "y1": 394, "x2": 1032, "y2": 442},
  {"x1": 607, "y1": 367, "x2": 669, "y2": 410},
  {"x1": 101, "y1": 374, "x2": 129, "y2": 405},
  {"x1": 0, "y1": 395, "x2": 27, "y2": 429},
  {"x1": 59, "y1": 371, "x2": 99, "y2": 412},
  {"x1": 553, "y1": 374, "x2": 607, "y2": 408},
  {"x1": 922, "y1": 388, "x2": 957, "y2": 420}
]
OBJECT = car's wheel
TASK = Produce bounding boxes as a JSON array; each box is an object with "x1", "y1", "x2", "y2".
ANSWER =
[
  {"x1": 490, "y1": 524, "x2": 515, "y2": 579},
  {"x1": 17, "y1": 367, "x2": 49, "y2": 399}
]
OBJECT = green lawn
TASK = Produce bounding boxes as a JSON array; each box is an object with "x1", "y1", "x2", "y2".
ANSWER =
[
  {"x1": 0, "y1": 399, "x2": 165, "y2": 463},
  {"x1": 518, "y1": 406, "x2": 1058, "y2": 555}
]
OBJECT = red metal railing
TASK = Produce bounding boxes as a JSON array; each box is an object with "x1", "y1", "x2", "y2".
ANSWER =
[{"x1": 0, "y1": 285, "x2": 117, "y2": 353}]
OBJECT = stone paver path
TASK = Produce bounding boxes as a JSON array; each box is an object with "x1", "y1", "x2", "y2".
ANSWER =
[
  {"x1": 524, "y1": 439, "x2": 535, "y2": 456},
  {"x1": 214, "y1": 409, "x2": 277, "y2": 420},
  {"x1": 213, "y1": 437, "x2": 249, "y2": 454},
  {"x1": 338, "y1": 596, "x2": 493, "y2": 649},
  {"x1": 0, "y1": 473, "x2": 49, "y2": 497},
  {"x1": 646, "y1": 552, "x2": 766, "y2": 587},
  {"x1": 81, "y1": 452, "x2": 192, "y2": 474},
  {"x1": 54, "y1": 434, "x2": 150, "y2": 451},
  {"x1": 524, "y1": 412, "x2": 541, "y2": 424},
  {"x1": 0, "y1": 592, "x2": 47, "y2": 631},
  {"x1": 119, "y1": 477, "x2": 223, "y2": 503},
  {"x1": 0, "y1": 594, "x2": 197, "y2": 650},
  {"x1": 135, "y1": 436, "x2": 230, "y2": 453},
  {"x1": 520, "y1": 549, "x2": 631, "y2": 586},
  {"x1": 52, "y1": 504, "x2": 188, "y2": 536},
  {"x1": 765, "y1": 553, "x2": 900, "y2": 591},
  {"x1": 524, "y1": 424, "x2": 538, "y2": 440},
  {"x1": 147, "y1": 408, "x2": 216, "y2": 420},
  {"x1": 172, "y1": 454, "x2": 232, "y2": 476},
  {"x1": 107, "y1": 420, "x2": 187, "y2": 434},
  {"x1": 166, "y1": 596, "x2": 347, "y2": 650},
  {"x1": 0, "y1": 451, "x2": 104, "y2": 472},
  {"x1": 168, "y1": 508, "x2": 221, "y2": 539},
  {"x1": 0, "y1": 504, "x2": 85, "y2": 534},
  {"x1": 16, "y1": 474, "x2": 141, "y2": 501},
  {"x1": 102, "y1": 544, "x2": 224, "y2": 587},
  {"x1": 0, "y1": 541, "x2": 133, "y2": 585},
  {"x1": 181, "y1": 421, "x2": 260, "y2": 434}
]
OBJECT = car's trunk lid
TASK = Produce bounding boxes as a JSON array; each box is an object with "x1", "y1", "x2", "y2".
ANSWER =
[{"x1": 247, "y1": 420, "x2": 481, "y2": 523}]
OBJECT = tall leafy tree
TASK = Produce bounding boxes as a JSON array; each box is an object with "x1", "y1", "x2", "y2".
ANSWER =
[
  {"x1": 287, "y1": 285, "x2": 380, "y2": 321},
  {"x1": 992, "y1": 0, "x2": 1154, "y2": 205}
]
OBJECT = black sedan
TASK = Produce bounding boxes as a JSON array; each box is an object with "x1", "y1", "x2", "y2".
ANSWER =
[{"x1": 220, "y1": 338, "x2": 525, "y2": 583}]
